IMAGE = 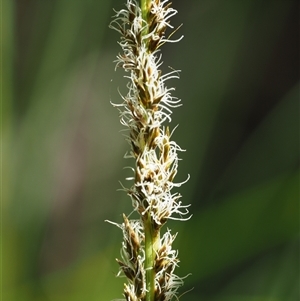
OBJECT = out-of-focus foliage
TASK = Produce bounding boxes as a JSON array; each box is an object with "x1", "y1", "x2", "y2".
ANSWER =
[{"x1": 3, "y1": 0, "x2": 299, "y2": 300}]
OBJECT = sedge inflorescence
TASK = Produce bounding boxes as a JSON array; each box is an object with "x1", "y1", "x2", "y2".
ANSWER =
[{"x1": 109, "y1": 1, "x2": 190, "y2": 300}]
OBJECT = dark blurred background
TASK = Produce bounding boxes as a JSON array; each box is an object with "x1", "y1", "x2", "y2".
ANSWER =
[{"x1": 3, "y1": 0, "x2": 299, "y2": 300}]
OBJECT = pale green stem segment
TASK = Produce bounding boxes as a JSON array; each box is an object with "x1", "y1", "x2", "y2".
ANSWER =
[
  {"x1": 141, "y1": 0, "x2": 151, "y2": 38},
  {"x1": 144, "y1": 212, "x2": 160, "y2": 301}
]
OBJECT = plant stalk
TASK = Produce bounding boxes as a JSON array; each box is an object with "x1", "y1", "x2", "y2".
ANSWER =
[
  {"x1": 140, "y1": 2, "x2": 158, "y2": 298},
  {"x1": 144, "y1": 213, "x2": 159, "y2": 301},
  {"x1": 110, "y1": 1, "x2": 189, "y2": 300},
  {"x1": 141, "y1": 0, "x2": 151, "y2": 39}
]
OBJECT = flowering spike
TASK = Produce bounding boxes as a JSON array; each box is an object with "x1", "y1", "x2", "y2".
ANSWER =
[{"x1": 109, "y1": 1, "x2": 190, "y2": 300}]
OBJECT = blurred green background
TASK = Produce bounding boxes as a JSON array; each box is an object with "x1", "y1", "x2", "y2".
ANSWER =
[{"x1": 3, "y1": 0, "x2": 299, "y2": 300}]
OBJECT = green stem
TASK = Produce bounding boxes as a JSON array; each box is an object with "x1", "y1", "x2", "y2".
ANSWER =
[
  {"x1": 141, "y1": 0, "x2": 151, "y2": 38},
  {"x1": 144, "y1": 213, "x2": 159, "y2": 301}
]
